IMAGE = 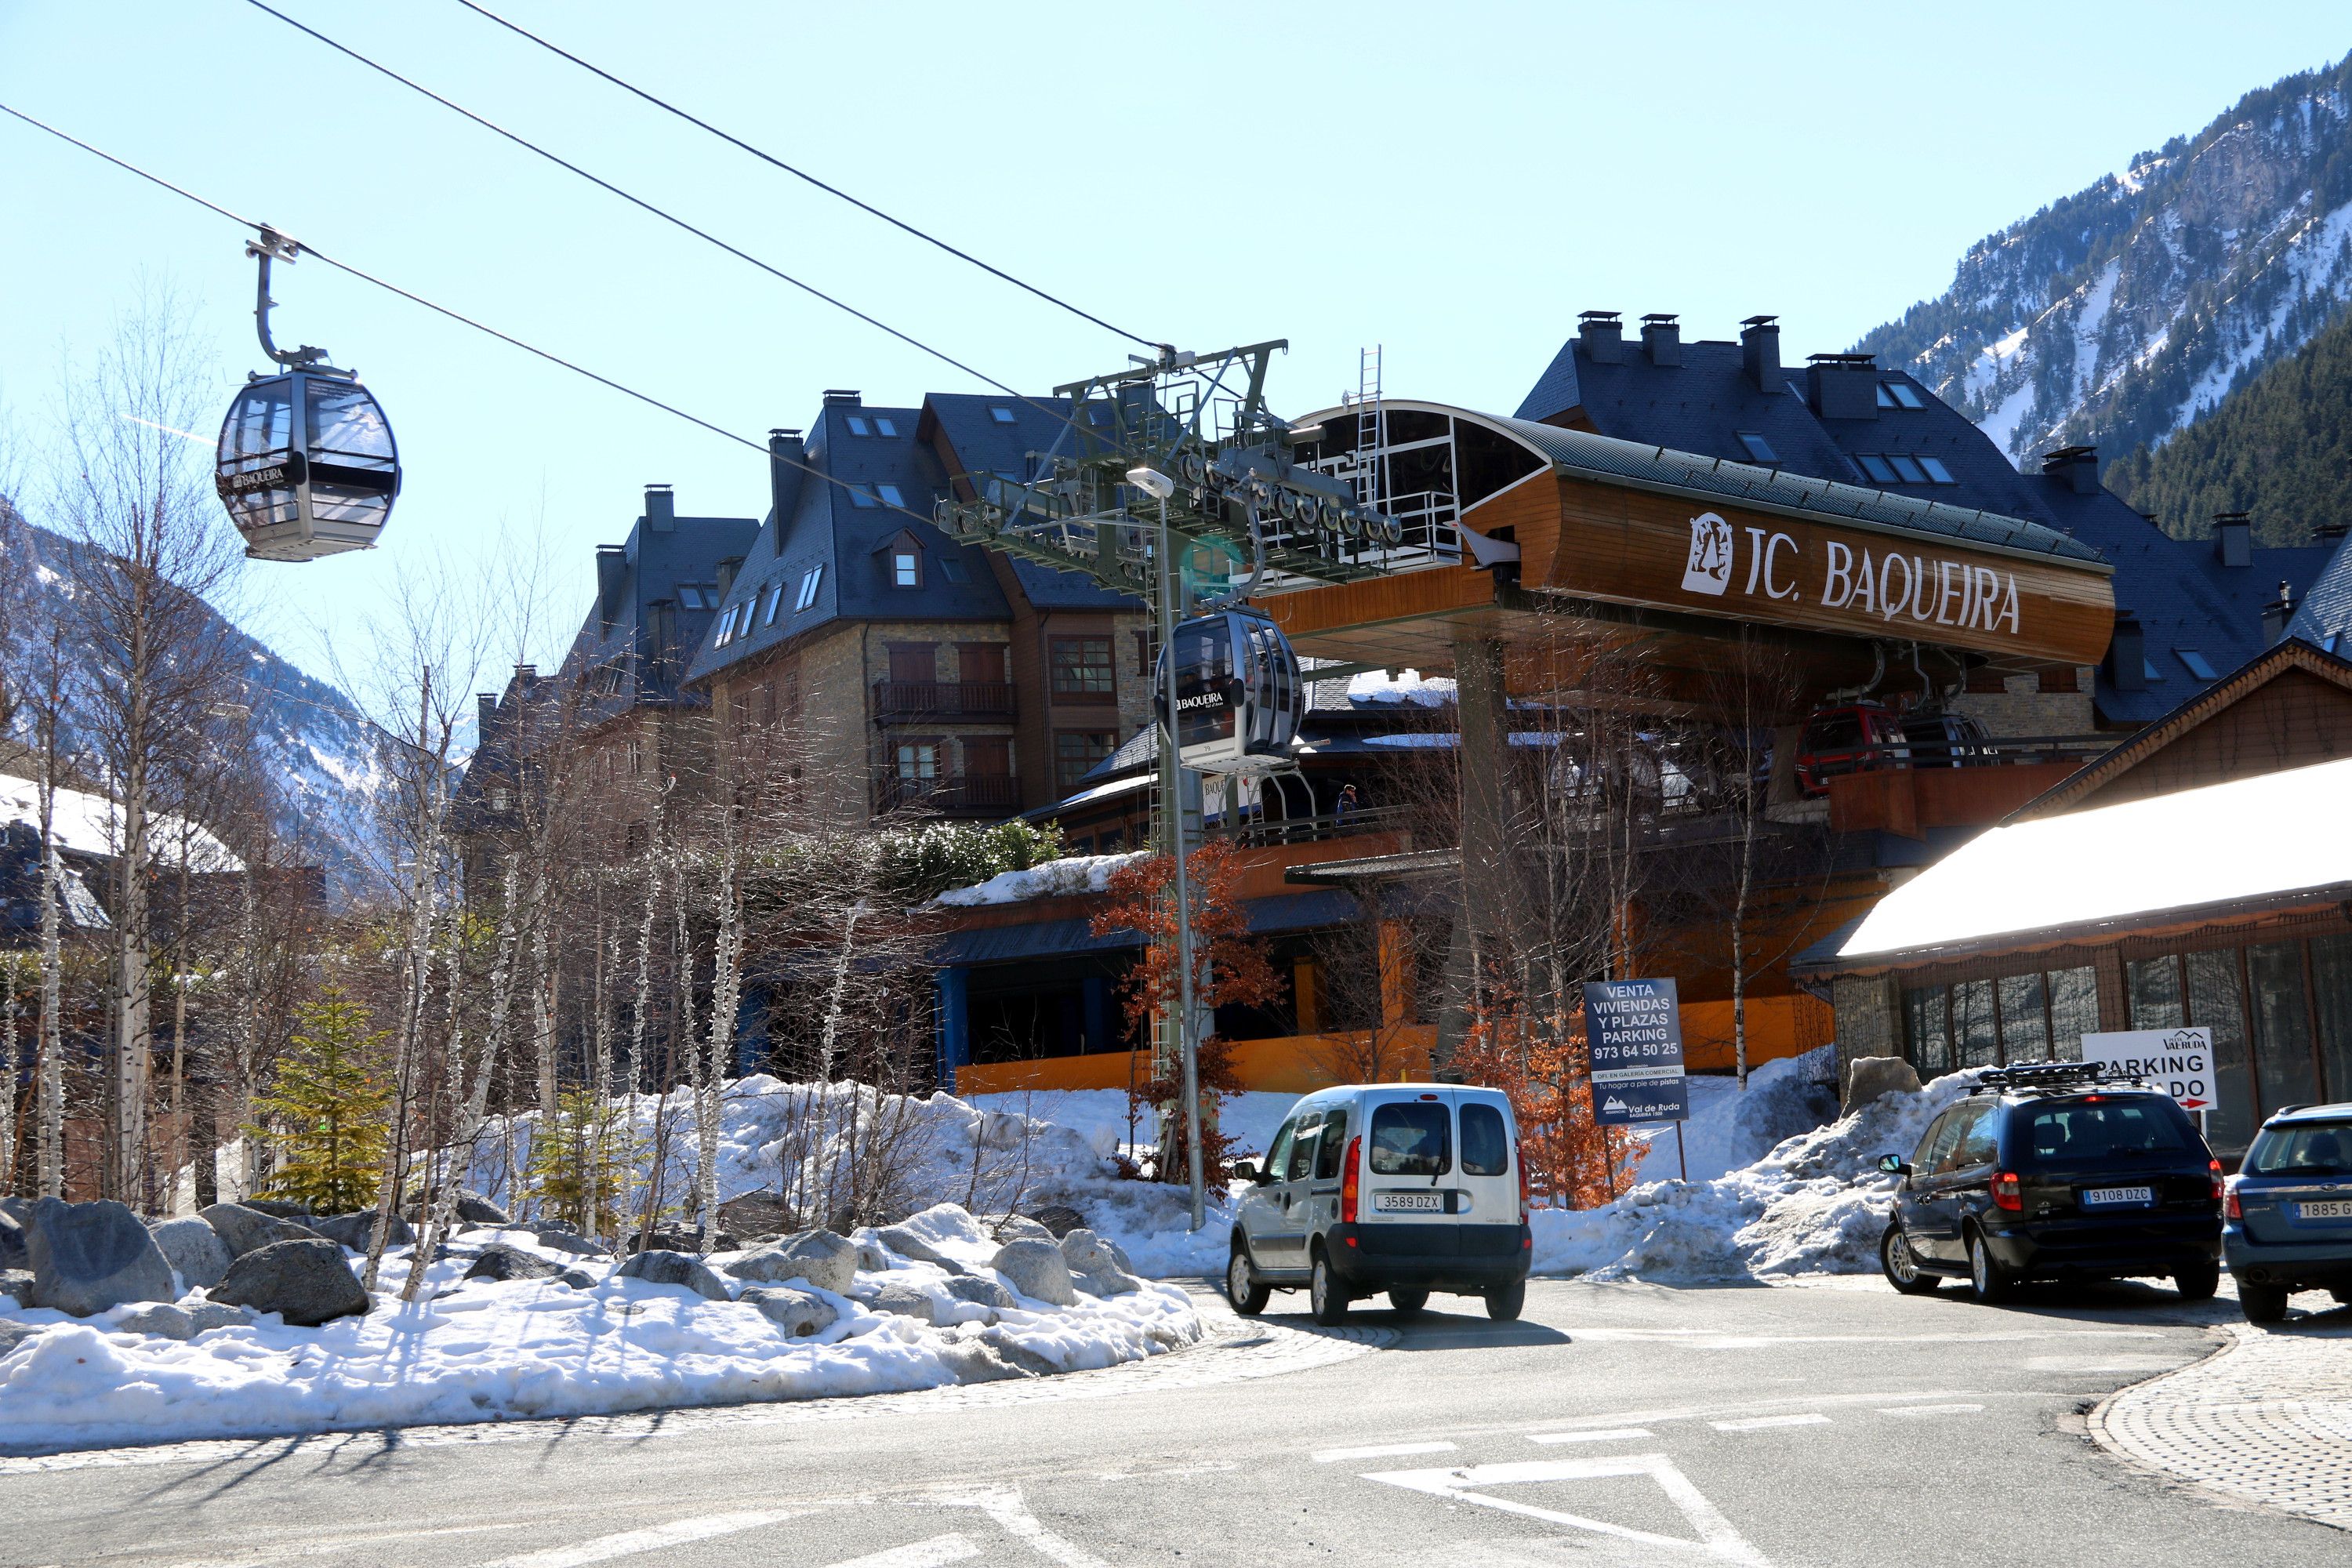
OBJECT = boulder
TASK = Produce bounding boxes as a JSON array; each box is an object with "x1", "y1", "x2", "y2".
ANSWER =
[
  {"x1": 0, "y1": 1268, "x2": 32, "y2": 1304},
  {"x1": 1025, "y1": 1203, "x2": 1086, "y2": 1240},
  {"x1": 848, "y1": 1231, "x2": 890, "y2": 1272},
  {"x1": 1844, "y1": 1054, "x2": 1923, "y2": 1110},
  {"x1": 0, "y1": 1209, "x2": 25, "y2": 1271},
  {"x1": 557, "y1": 1268, "x2": 599, "y2": 1290},
  {"x1": 942, "y1": 1274, "x2": 1015, "y2": 1312},
  {"x1": 1059, "y1": 1229, "x2": 1142, "y2": 1296},
  {"x1": 531, "y1": 1225, "x2": 604, "y2": 1257},
  {"x1": 614, "y1": 1249, "x2": 731, "y2": 1301},
  {"x1": 865, "y1": 1279, "x2": 947, "y2": 1327},
  {"x1": 184, "y1": 1301, "x2": 251, "y2": 1334},
  {"x1": 739, "y1": 1284, "x2": 837, "y2": 1337},
  {"x1": 978, "y1": 1325, "x2": 1061, "y2": 1376},
  {"x1": 935, "y1": 1339, "x2": 1033, "y2": 1383},
  {"x1": 209, "y1": 1238, "x2": 370, "y2": 1326},
  {"x1": 626, "y1": 1226, "x2": 738, "y2": 1254},
  {"x1": 990, "y1": 1238, "x2": 1076, "y2": 1306},
  {"x1": 988, "y1": 1214, "x2": 1054, "y2": 1245},
  {"x1": 151, "y1": 1217, "x2": 234, "y2": 1290},
  {"x1": 726, "y1": 1229, "x2": 858, "y2": 1294},
  {"x1": 465, "y1": 1243, "x2": 561, "y2": 1283},
  {"x1": 27, "y1": 1198, "x2": 176, "y2": 1316},
  {"x1": 717, "y1": 1190, "x2": 796, "y2": 1236},
  {"x1": 454, "y1": 1193, "x2": 510, "y2": 1225},
  {"x1": 310, "y1": 1211, "x2": 415, "y2": 1252},
  {"x1": 0, "y1": 1320, "x2": 41, "y2": 1359},
  {"x1": 200, "y1": 1203, "x2": 319, "y2": 1258},
  {"x1": 114, "y1": 1302, "x2": 196, "y2": 1341},
  {"x1": 874, "y1": 1224, "x2": 965, "y2": 1272},
  {"x1": 239, "y1": 1198, "x2": 313, "y2": 1220}
]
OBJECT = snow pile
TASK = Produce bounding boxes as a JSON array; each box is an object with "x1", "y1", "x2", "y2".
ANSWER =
[
  {"x1": 1629, "y1": 1051, "x2": 1841, "y2": 1185},
  {"x1": 1531, "y1": 1062, "x2": 1983, "y2": 1282},
  {"x1": 0, "y1": 1205, "x2": 1201, "y2": 1452},
  {"x1": 1346, "y1": 669, "x2": 1455, "y2": 706},
  {"x1": 928, "y1": 851, "x2": 1147, "y2": 908}
]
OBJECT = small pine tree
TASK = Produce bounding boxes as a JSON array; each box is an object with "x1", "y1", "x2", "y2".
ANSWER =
[
  {"x1": 528, "y1": 1089, "x2": 641, "y2": 1236},
  {"x1": 249, "y1": 988, "x2": 394, "y2": 1215}
]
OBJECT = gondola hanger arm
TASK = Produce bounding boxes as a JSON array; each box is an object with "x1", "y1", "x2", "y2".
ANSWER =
[{"x1": 246, "y1": 226, "x2": 349, "y2": 377}]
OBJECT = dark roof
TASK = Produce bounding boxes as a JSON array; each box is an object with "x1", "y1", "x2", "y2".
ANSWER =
[
  {"x1": 2286, "y1": 529, "x2": 2352, "y2": 650},
  {"x1": 561, "y1": 495, "x2": 759, "y2": 724},
  {"x1": 918, "y1": 393, "x2": 1144, "y2": 612}
]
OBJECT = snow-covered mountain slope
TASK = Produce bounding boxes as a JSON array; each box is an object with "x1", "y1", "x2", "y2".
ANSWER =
[
  {"x1": 1858, "y1": 53, "x2": 2352, "y2": 470},
  {"x1": 0, "y1": 510, "x2": 390, "y2": 901}
]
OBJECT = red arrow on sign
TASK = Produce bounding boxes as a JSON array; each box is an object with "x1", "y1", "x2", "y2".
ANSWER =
[{"x1": 2179, "y1": 1098, "x2": 2211, "y2": 1109}]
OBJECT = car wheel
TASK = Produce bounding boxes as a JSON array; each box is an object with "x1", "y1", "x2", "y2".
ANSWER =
[
  {"x1": 1225, "y1": 1240, "x2": 1270, "y2": 1316},
  {"x1": 2240, "y1": 1280, "x2": 2290, "y2": 1325},
  {"x1": 1966, "y1": 1231, "x2": 2013, "y2": 1305},
  {"x1": 2173, "y1": 1260, "x2": 2220, "y2": 1302},
  {"x1": 1388, "y1": 1288, "x2": 1429, "y2": 1319},
  {"x1": 1309, "y1": 1249, "x2": 1351, "y2": 1327},
  {"x1": 1880, "y1": 1225, "x2": 1942, "y2": 1295},
  {"x1": 1484, "y1": 1279, "x2": 1526, "y2": 1322}
]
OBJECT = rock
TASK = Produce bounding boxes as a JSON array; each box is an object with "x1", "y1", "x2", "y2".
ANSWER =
[
  {"x1": 988, "y1": 1214, "x2": 1054, "y2": 1245},
  {"x1": 465, "y1": 1243, "x2": 561, "y2": 1283},
  {"x1": 1105, "y1": 1239, "x2": 1136, "y2": 1276},
  {"x1": 942, "y1": 1274, "x2": 1016, "y2": 1312},
  {"x1": 454, "y1": 1193, "x2": 509, "y2": 1225},
  {"x1": 183, "y1": 1301, "x2": 251, "y2": 1334},
  {"x1": 989, "y1": 1238, "x2": 1076, "y2": 1306},
  {"x1": 0, "y1": 1209, "x2": 25, "y2": 1271},
  {"x1": 1844, "y1": 1054, "x2": 1923, "y2": 1110},
  {"x1": 875, "y1": 1224, "x2": 967, "y2": 1273},
  {"x1": 239, "y1": 1198, "x2": 312, "y2": 1220},
  {"x1": 614, "y1": 1249, "x2": 731, "y2": 1301},
  {"x1": 935, "y1": 1339, "x2": 1031, "y2": 1382},
  {"x1": 865, "y1": 1278, "x2": 947, "y2": 1326},
  {"x1": 200, "y1": 1203, "x2": 319, "y2": 1258},
  {"x1": 0, "y1": 1268, "x2": 32, "y2": 1304},
  {"x1": 848, "y1": 1231, "x2": 890, "y2": 1272},
  {"x1": 625, "y1": 1226, "x2": 738, "y2": 1254},
  {"x1": 978, "y1": 1325, "x2": 1061, "y2": 1376},
  {"x1": 531, "y1": 1225, "x2": 604, "y2": 1257},
  {"x1": 1059, "y1": 1229, "x2": 1143, "y2": 1295},
  {"x1": 209, "y1": 1238, "x2": 371, "y2": 1326},
  {"x1": 311, "y1": 1211, "x2": 416, "y2": 1252},
  {"x1": 0, "y1": 1320, "x2": 41, "y2": 1359},
  {"x1": 151, "y1": 1217, "x2": 234, "y2": 1290},
  {"x1": 27, "y1": 1198, "x2": 176, "y2": 1316},
  {"x1": 717, "y1": 1190, "x2": 796, "y2": 1236},
  {"x1": 726, "y1": 1229, "x2": 858, "y2": 1294},
  {"x1": 114, "y1": 1302, "x2": 195, "y2": 1340},
  {"x1": 1025, "y1": 1203, "x2": 1086, "y2": 1240},
  {"x1": 557, "y1": 1268, "x2": 599, "y2": 1290},
  {"x1": 739, "y1": 1284, "x2": 837, "y2": 1336},
  {"x1": 0, "y1": 1195, "x2": 28, "y2": 1225}
]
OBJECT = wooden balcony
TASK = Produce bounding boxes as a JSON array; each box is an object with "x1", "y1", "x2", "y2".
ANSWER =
[
  {"x1": 871, "y1": 681, "x2": 1017, "y2": 723},
  {"x1": 873, "y1": 771, "x2": 1023, "y2": 815}
]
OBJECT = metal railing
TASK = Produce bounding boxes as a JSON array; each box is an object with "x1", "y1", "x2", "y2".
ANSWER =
[
  {"x1": 870, "y1": 681, "x2": 1018, "y2": 721},
  {"x1": 873, "y1": 771, "x2": 1022, "y2": 815},
  {"x1": 1203, "y1": 802, "x2": 1413, "y2": 848}
]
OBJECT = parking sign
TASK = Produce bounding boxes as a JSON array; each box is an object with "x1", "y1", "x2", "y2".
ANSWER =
[
  {"x1": 2078, "y1": 1028, "x2": 2214, "y2": 1112},
  {"x1": 1584, "y1": 978, "x2": 1689, "y2": 1125}
]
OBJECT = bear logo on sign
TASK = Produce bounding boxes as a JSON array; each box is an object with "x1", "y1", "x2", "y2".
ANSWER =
[{"x1": 1681, "y1": 511, "x2": 1733, "y2": 596}]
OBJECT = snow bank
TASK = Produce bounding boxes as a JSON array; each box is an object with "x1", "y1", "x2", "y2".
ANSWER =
[
  {"x1": 1531, "y1": 1062, "x2": 1982, "y2": 1283},
  {"x1": 0, "y1": 1207, "x2": 1200, "y2": 1453},
  {"x1": 1629, "y1": 1051, "x2": 1841, "y2": 1185},
  {"x1": 928, "y1": 851, "x2": 1147, "y2": 908}
]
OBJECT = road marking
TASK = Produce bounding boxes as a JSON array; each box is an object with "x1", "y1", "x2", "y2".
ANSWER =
[
  {"x1": 476, "y1": 1509, "x2": 814, "y2": 1568},
  {"x1": 1529, "y1": 1427, "x2": 1656, "y2": 1444},
  {"x1": 155, "y1": 1525, "x2": 526, "y2": 1568},
  {"x1": 1710, "y1": 1414, "x2": 1830, "y2": 1432},
  {"x1": 822, "y1": 1537, "x2": 979, "y2": 1568},
  {"x1": 1367, "y1": 1454, "x2": 1770, "y2": 1566},
  {"x1": 1876, "y1": 1403, "x2": 1985, "y2": 1417},
  {"x1": 1312, "y1": 1440, "x2": 1457, "y2": 1463},
  {"x1": 914, "y1": 1484, "x2": 1116, "y2": 1568}
]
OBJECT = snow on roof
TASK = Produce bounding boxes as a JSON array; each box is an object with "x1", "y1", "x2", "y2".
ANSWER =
[
  {"x1": 0, "y1": 774, "x2": 243, "y2": 873},
  {"x1": 928, "y1": 851, "x2": 1149, "y2": 909},
  {"x1": 1838, "y1": 756, "x2": 2352, "y2": 960},
  {"x1": 1347, "y1": 669, "x2": 1456, "y2": 706}
]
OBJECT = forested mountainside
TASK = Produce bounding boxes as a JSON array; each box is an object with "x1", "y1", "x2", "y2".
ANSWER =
[
  {"x1": 1857, "y1": 53, "x2": 2352, "y2": 480},
  {"x1": 2106, "y1": 303, "x2": 2352, "y2": 546}
]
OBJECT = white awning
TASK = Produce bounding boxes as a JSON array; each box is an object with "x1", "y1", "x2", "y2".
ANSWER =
[{"x1": 1839, "y1": 755, "x2": 2352, "y2": 960}]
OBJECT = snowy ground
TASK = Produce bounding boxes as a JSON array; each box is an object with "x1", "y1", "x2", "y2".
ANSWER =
[{"x1": 0, "y1": 1206, "x2": 1200, "y2": 1453}]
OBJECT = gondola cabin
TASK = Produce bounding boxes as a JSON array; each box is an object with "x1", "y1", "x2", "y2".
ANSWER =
[
  {"x1": 1154, "y1": 608, "x2": 1304, "y2": 774},
  {"x1": 214, "y1": 368, "x2": 400, "y2": 561}
]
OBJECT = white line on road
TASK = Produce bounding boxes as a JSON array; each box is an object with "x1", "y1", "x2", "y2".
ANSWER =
[
  {"x1": 1367, "y1": 1455, "x2": 1772, "y2": 1566},
  {"x1": 475, "y1": 1508, "x2": 815, "y2": 1568},
  {"x1": 1876, "y1": 1403, "x2": 1986, "y2": 1417},
  {"x1": 1709, "y1": 1414, "x2": 1831, "y2": 1432},
  {"x1": 822, "y1": 1537, "x2": 980, "y2": 1568},
  {"x1": 1313, "y1": 1441, "x2": 1458, "y2": 1463},
  {"x1": 1528, "y1": 1427, "x2": 1657, "y2": 1444}
]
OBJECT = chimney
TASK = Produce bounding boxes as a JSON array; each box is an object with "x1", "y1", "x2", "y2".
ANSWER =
[
  {"x1": 515, "y1": 662, "x2": 537, "y2": 683},
  {"x1": 1639, "y1": 313, "x2": 1682, "y2": 366},
  {"x1": 2039, "y1": 445, "x2": 2100, "y2": 495},
  {"x1": 715, "y1": 555, "x2": 743, "y2": 602},
  {"x1": 1740, "y1": 315, "x2": 1780, "y2": 392},
  {"x1": 2107, "y1": 615, "x2": 2147, "y2": 691},
  {"x1": 595, "y1": 545, "x2": 627, "y2": 628},
  {"x1": 1806, "y1": 354, "x2": 1879, "y2": 420},
  {"x1": 477, "y1": 692, "x2": 497, "y2": 737},
  {"x1": 2263, "y1": 581, "x2": 2296, "y2": 644},
  {"x1": 644, "y1": 484, "x2": 677, "y2": 531},
  {"x1": 1577, "y1": 310, "x2": 1624, "y2": 365},
  {"x1": 822, "y1": 388, "x2": 863, "y2": 407},
  {"x1": 2212, "y1": 511, "x2": 2252, "y2": 568},
  {"x1": 768, "y1": 428, "x2": 807, "y2": 526}
]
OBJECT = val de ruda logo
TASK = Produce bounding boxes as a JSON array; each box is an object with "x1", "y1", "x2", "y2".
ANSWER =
[{"x1": 1681, "y1": 511, "x2": 1734, "y2": 596}]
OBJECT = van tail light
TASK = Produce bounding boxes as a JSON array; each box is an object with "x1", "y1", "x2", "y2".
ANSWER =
[
  {"x1": 2211, "y1": 1159, "x2": 2227, "y2": 1207},
  {"x1": 2224, "y1": 1177, "x2": 2242, "y2": 1221},
  {"x1": 1516, "y1": 1139, "x2": 1530, "y2": 1221},
  {"x1": 1340, "y1": 1136, "x2": 1362, "y2": 1225},
  {"x1": 1991, "y1": 1171, "x2": 2022, "y2": 1211}
]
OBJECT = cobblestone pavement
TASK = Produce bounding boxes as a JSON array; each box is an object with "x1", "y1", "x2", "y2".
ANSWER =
[{"x1": 2092, "y1": 1303, "x2": 2352, "y2": 1530}]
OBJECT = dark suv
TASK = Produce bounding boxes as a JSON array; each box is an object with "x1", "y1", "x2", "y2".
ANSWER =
[
  {"x1": 2223, "y1": 1101, "x2": 2352, "y2": 1324},
  {"x1": 1877, "y1": 1064, "x2": 2222, "y2": 1304}
]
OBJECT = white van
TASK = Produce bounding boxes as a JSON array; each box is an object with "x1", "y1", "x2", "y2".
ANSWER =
[{"x1": 1225, "y1": 1082, "x2": 1531, "y2": 1324}]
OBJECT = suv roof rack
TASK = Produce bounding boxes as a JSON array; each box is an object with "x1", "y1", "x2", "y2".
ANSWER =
[{"x1": 1974, "y1": 1062, "x2": 2150, "y2": 1094}]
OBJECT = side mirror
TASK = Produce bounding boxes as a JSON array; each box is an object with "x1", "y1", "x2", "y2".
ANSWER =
[
  {"x1": 1878, "y1": 1154, "x2": 1911, "y2": 1177},
  {"x1": 1231, "y1": 1160, "x2": 1259, "y2": 1183}
]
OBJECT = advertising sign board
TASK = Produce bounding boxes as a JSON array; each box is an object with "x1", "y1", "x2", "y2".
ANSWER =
[
  {"x1": 1584, "y1": 978, "x2": 1688, "y2": 1126},
  {"x1": 2077, "y1": 1028, "x2": 2215, "y2": 1113}
]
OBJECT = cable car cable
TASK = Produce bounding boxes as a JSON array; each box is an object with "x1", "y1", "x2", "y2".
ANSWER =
[
  {"x1": 450, "y1": 0, "x2": 1161, "y2": 353},
  {"x1": 0, "y1": 100, "x2": 964, "y2": 540},
  {"x1": 239, "y1": 0, "x2": 1116, "y2": 456}
]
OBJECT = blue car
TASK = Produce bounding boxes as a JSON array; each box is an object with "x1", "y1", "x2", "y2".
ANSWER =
[{"x1": 2223, "y1": 1101, "x2": 2352, "y2": 1324}]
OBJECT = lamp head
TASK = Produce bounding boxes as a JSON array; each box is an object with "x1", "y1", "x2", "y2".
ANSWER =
[{"x1": 1127, "y1": 466, "x2": 1176, "y2": 500}]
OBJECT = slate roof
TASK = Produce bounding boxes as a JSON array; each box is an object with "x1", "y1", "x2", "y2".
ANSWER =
[
  {"x1": 916, "y1": 392, "x2": 1144, "y2": 613},
  {"x1": 1515, "y1": 329, "x2": 2339, "y2": 727},
  {"x1": 2286, "y1": 529, "x2": 2352, "y2": 652},
  {"x1": 563, "y1": 495, "x2": 759, "y2": 728}
]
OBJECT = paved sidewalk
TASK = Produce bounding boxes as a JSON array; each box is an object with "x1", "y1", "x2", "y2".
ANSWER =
[{"x1": 2093, "y1": 1310, "x2": 2352, "y2": 1530}]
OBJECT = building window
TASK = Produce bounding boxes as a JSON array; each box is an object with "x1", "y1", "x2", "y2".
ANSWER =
[
  {"x1": 794, "y1": 565, "x2": 824, "y2": 611},
  {"x1": 677, "y1": 584, "x2": 717, "y2": 609},
  {"x1": 1856, "y1": 453, "x2": 1899, "y2": 485},
  {"x1": 887, "y1": 644, "x2": 935, "y2": 684},
  {"x1": 1054, "y1": 731, "x2": 1114, "y2": 792},
  {"x1": 488, "y1": 788, "x2": 511, "y2": 812},
  {"x1": 1917, "y1": 455, "x2": 1955, "y2": 483},
  {"x1": 1883, "y1": 380, "x2": 1926, "y2": 409},
  {"x1": 2176, "y1": 648, "x2": 2218, "y2": 681},
  {"x1": 626, "y1": 737, "x2": 643, "y2": 775},
  {"x1": 892, "y1": 549, "x2": 921, "y2": 588},
  {"x1": 1736, "y1": 431, "x2": 1778, "y2": 465},
  {"x1": 850, "y1": 485, "x2": 879, "y2": 508},
  {"x1": 877, "y1": 483, "x2": 906, "y2": 508},
  {"x1": 1134, "y1": 629, "x2": 1154, "y2": 677},
  {"x1": 989, "y1": 405, "x2": 1018, "y2": 423},
  {"x1": 845, "y1": 415, "x2": 871, "y2": 437},
  {"x1": 1887, "y1": 454, "x2": 1929, "y2": 484},
  {"x1": 964, "y1": 735, "x2": 1011, "y2": 779},
  {"x1": 895, "y1": 741, "x2": 940, "y2": 780},
  {"x1": 713, "y1": 604, "x2": 739, "y2": 646},
  {"x1": 1049, "y1": 635, "x2": 1115, "y2": 700},
  {"x1": 938, "y1": 555, "x2": 969, "y2": 583},
  {"x1": 873, "y1": 416, "x2": 898, "y2": 437},
  {"x1": 2040, "y1": 665, "x2": 2079, "y2": 693},
  {"x1": 760, "y1": 582, "x2": 783, "y2": 626},
  {"x1": 956, "y1": 642, "x2": 1007, "y2": 684}
]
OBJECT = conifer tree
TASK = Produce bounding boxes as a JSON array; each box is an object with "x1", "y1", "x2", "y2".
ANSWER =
[
  {"x1": 249, "y1": 988, "x2": 394, "y2": 1214},
  {"x1": 528, "y1": 1088, "x2": 641, "y2": 1236}
]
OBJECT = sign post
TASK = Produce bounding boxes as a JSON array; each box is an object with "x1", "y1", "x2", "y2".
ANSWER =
[
  {"x1": 1584, "y1": 978, "x2": 1690, "y2": 1184},
  {"x1": 2078, "y1": 1029, "x2": 2215, "y2": 1117}
]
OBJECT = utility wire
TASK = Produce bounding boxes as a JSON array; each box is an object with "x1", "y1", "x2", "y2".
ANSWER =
[
  {"x1": 241, "y1": 0, "x2": 1109, "y2": 450},
  {"x1": 0, "y1": 100, "x2": 964, "y2": 540},
  {"x1": 454, "y1": 0, "x2": 1161, "y2": 353}
]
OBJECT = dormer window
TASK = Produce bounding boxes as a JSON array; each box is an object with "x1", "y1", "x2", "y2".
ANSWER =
[
  {"x1": 873, "y1": 416, "x2": 898, "y2": 437},
  {"x1": 892, "y1": 549, "x2": 920, "y2": 588},
  {"x1": 1882, "y1": 380, "x2": 1926, "y2": 409},
  {"x1": 845, "y1": 415, "x2": 872, "y2": 437},
  {"x1": 713, "y1": 604, "x2": 739, "y2": 646},
  {"x1": 760, "y1": 581, "x2": 783, "y2": 626},
  {"x1": 1736, "y1": 431, "x2": 1778, "y2": 465},
  {"x1": 989, "y1": 405, "x2": 1017, "y2": 423},
  {"x1": 794, "y1": 564, "x2": 824, "y2": 611}
]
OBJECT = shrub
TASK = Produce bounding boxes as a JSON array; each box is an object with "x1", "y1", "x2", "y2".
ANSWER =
[{"x1": 879, "y1": 818, "x2": 1064, "y2": 904}]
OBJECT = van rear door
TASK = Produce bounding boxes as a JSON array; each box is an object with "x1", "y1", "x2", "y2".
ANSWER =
[
  {"x1": 1454, "y1": 1091, "x2": 1520, "y2": 1229},
  {"x1": 1361, "y1": 1093, "x2": 1455, "y2": 1241}
]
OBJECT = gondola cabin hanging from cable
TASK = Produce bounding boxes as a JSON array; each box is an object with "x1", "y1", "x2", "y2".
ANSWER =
[
  {"x1": 1153, "y1": 608, "x2": 1304, "y2": 775},
  {"x1": 213, "y1": 229, "x2": 399, "y2": 561}
]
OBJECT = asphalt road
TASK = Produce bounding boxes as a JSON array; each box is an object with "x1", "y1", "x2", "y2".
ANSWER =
[{"x1": 2, "y1": 1274, "x2": 2342, "y2": 1568}]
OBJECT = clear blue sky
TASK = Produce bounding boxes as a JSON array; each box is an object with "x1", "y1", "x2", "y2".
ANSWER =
[{"x1": 2, "y1": 2, "x2": 2346, "y2": 688}]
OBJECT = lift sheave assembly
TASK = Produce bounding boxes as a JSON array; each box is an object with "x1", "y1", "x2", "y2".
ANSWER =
[{"x1": 213, "y1": 229, "x2": 400, "y2": 562}]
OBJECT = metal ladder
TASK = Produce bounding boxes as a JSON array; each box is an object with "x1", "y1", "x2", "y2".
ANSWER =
[{"x1": 1349, "y1": 345, "x2": 1383, "y2": 511}]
